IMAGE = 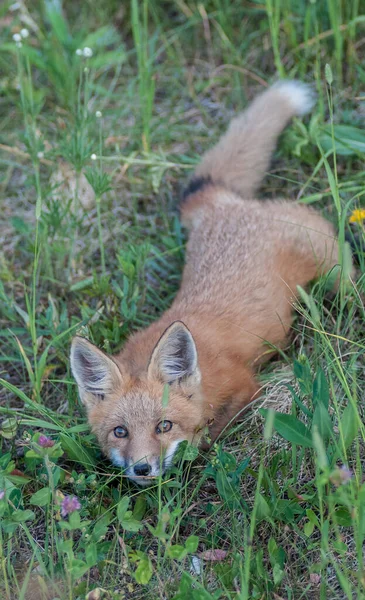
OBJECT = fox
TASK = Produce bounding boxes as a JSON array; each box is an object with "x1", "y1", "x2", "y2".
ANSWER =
[{"x1": 71, "y1": 80, "x2": 339, "y2": 486}]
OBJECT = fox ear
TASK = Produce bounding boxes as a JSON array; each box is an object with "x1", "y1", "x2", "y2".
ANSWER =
[
  {"x1": 70, "y1": 337, "x2": 123, "y2": 408},
  {"x1": 147, "y1": 321, "x2": 201, "y2": 386}
]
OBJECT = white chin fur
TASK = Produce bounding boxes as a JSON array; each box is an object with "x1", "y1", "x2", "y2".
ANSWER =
[
  {"x1": 128, "y1": 476, "x2": 153, "y2": 487},
  {"x1": 163, "y1": 439, "x2": 184, "y2": 468},
  {"x1": 110, "y1": 448, "x2": 126, "y2": 468}
]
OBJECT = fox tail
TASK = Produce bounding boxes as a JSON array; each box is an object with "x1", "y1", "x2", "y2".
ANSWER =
[{"x1": 190, "y1": 80, "x2": 315, "y2": 199}]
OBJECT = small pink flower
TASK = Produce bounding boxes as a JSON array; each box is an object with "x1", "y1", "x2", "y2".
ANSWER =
[
  {"x1": 60, "y1": 495, "x2": 81, "y2": 517},
  {"x1": 339, "y1": 465, "x2": 353, "y2": 483},
  {"x1": 0, "y1": 490, "x2": 5, "y2": 500},
  {"x1": 330, "y1": 465, "x2": 353, "y2": 487},
  {"x1": 38, "y1": 435, "x2": 55, "y2": 448}
]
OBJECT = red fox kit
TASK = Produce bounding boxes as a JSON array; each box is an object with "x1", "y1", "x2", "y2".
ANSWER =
[{"x1": 71, "y1": 81, "x2": 338, "y2": 485}]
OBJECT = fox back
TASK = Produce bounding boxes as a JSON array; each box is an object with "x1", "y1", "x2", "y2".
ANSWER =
[{"x1": 71, "y1": 81, "x2": 339, "y2": 485}]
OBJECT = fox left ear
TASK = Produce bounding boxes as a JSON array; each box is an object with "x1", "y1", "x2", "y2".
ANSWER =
[
  {"x1": 147, "y1": 321, "x2": 201, "y2": 387},
  {"x1": 70, "y1": 336, "x2": 124, "y2": 409}
]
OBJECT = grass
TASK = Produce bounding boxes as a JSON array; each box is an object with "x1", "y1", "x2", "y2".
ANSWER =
[{"x1": 0, "y1": 0, "x2": 365, "y2": 598}]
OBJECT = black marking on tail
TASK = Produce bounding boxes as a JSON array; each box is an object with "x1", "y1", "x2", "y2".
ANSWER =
[{"x1": 181, "y1": 176, "x2": 212, "y2": 202}]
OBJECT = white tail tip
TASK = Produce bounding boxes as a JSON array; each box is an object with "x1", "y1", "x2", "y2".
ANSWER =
[{"x1": 272, "y1": 80, "x2": 316, "y2": 116}]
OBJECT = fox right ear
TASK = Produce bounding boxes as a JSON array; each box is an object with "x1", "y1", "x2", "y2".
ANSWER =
[
  {"x1": 70, "y1": 337, "x2": 123, "y2": 408},
  {"x1": 147, "y1": 321, "x2": 201, "y2": 387}
]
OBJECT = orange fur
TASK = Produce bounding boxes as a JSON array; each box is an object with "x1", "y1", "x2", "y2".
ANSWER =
[{"x1": 71, "y1": 81, "x2": 340, "y2": 485}]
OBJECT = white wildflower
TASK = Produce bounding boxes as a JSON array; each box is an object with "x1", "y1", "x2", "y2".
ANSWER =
[
  {"x1": 91, "y1": 154, "x2": 97, "y2": 160},
  {"x1": 95, "y1": 111, "x2": 102, "y2": 118},
  {"x1": 76, "y1": 48, "x2": 83, "y2": 56},
  {"x1": 13, "y1": 33, "x2": 22, "y2": 42},
  {"x1": 37, "y1": 151, "x2": 44, "y2": 159},
  {"x1": 83, "y1": 47, "x2": 93, "y2": 58},
  {"x1": 20, "y1": 28, "x2": 29, "y2": 38}
]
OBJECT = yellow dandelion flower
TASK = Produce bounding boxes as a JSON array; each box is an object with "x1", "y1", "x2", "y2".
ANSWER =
[{"x1": 349, "y1": 209, "x2": 365, "y2": 224}]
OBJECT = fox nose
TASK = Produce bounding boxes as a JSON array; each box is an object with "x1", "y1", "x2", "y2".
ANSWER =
[{"x1": 133, "y1": 463, "x2": 151, "y2": 477}]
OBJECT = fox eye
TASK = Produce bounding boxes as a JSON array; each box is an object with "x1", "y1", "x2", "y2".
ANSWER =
[
  {"x1": 114, "y1": 426, "x2": 128, "y2": 438},
  {"x1": 156, "y1": 420, "x2": 173, "y2": 434}
]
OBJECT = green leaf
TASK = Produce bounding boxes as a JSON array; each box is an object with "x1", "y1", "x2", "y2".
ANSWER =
[
  {"x1": 167, "y1": 544, "x2": 187, "y2": 560},
  {"x1": 70, "y1": 277, "x2": 94, "y2": 292},
  {"x1": 263, "y1": 408, "x2": 275, "y2": 440},
  {"x1": 333, "y1": 507, "x2": 352, "y2": 527},
  {"x1": 68, "y1": 511, "x2": 81, "y2": 530},
  {"x1": 319, "y1": 124, "x2": 365, "y2": 156},
  {"x1": 268, "y1": 537, "x2": 278, "y2": 560},
  {"x1": 29, "y1": 487, "x2": 51, "y2": 507},
  {"x1": 121, "y1": 515, "x2": 143, "y2": 532},
  {"x1": 82, "y1": 25, "x2": 120, "y2": 50},
  {"x1": 312, "y1": 426, "x2": 328, "y2": 470},
  {"x1": 92, "y1": 514, "x2": 110, "y2": 542},
  {"x1": 304, "y1": 519, "x2": 315, "y2": 537},
  {"x1": 11, "y1": 217, "x2": 30, "y2": 234},
  {"x1": 25, "y1": 450, "x2": 43, "y2": 460},
  {"x1": 256, "y1": 494, "x2": 271, "y2": 522},
  {"x1": 88, "y1": 49, "x2": 127, "y2": 70},
  {"x1": 268, "y1": 537, "x2": 286, "y2": 569},
  {"x1": 293, "y1": 357, "x2": 312, "y2": 396},
  {"x1": 58, "y1": 539, "x2": 73, "y2": 555},
  {"x1": 286, "y1": 384, "x2": 313, "y2": 418},
  {"x1": 260, "y1": 410, "x2": 313, "y2": 448},
  {"x1": 297, "y1": 286, "x2": 321, "y2": 325},
  {"x1": 117, "y1": 496, "x2": 130, "y2": 522},
  {"x1": 0, "y1": 453, "x2": 12, "y2": 469},
  {"x1": 130, "y1": 551, "x2": 153, "y2": 585},
  {"x1": 341, "y1": 402, "x2": 359, "y2": 449},
  {"x1": 133, "y1": 496, "x2": 147, "y2": 521},
  {"x1": 1, "y1": 520, "x2": 19, "y2": 534},
  {"x1": 12, "y1": 509, "x2": 35, "y2": 523},
  {"x1": 185, "y1": 535, "x2": 199, "y2": 554},
  {"x1": 134, "y1": 557, "x2": 153, "y2": 585},
  {"x1": 307, "y1": 508, "x2": 319, "y2": 526},
  {"x1": 179, "y1": 442, "x2": 199, "y2": 462},
  {"x1": 117, "y1": 498, "x2": 143, "y2": 532},
  {"x1": 271, "y1": 499, "x2": 301, "y2": 522},
  {"x1": 5, "y1": 474, "x2": 32, "y2": 485},
  {"x1": 68, "y1": 559, "x2": 89, "y2": 579},
  {"x1": 312, "y1": 403, "x2": 333, "y2": 442},
  {"x1": 320, "y1": 149, "x2": 341, "y2": 214},
  {"x1": 1, "y1": 417, "x2": 18, "y2": 439},
  {"x1": 85, "y1": 543, "x2": 98, "y2": 567},
  {"x1": 172, "y1": 572, "x2": 223, "y2": 600},
  {"x1": 342, "y1": 241, "x2": 353, "y2": 286},
  {"x1": 172, "y1": 573, "x2": 193, "y2": 599},
  {"x1": 273, "y1": 563, "x2": 284, "y2": 585},
  {"x1": 312, "y1": 368, "x2": 329, "y2": 408},
  {"x1": 44, "y1": 0, "x2": 70, "y2": 44},
  {"x1": 59, "y1": 434, "x2": 96, "y2": 468},
  {"x1": 215, "y1": 471, "x2": 241, "y2": 508}
]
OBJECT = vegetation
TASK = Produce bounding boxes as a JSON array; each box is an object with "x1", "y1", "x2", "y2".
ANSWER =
[{"x1": 0, "y1": 1, "x2": 364, "y2": 598}]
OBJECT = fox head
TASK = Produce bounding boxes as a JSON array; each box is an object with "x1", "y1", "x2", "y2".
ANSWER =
[{"x1": 70, "y1": 322, "x2": 205, "y2": 485}]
